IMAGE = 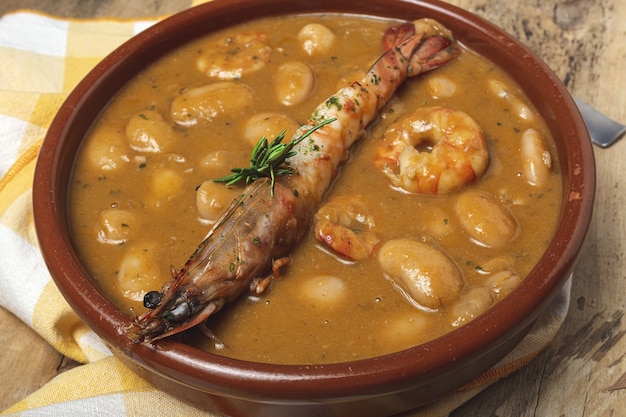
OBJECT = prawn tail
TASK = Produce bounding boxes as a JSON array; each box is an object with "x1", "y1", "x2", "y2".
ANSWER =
[
  {"x1": 412, "y1": 35, "x2": 460, "y2": 74},
  {"x1": 382, "y1": 22, "x2": 417, "y2": 50},
  {"x1": 383, "y1": 19, "x2": 461, "y2": 77}
]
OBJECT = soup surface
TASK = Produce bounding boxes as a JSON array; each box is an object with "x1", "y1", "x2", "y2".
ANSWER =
[{"x1": 70, "y1": 13, "x2": 562, "y2": 364}]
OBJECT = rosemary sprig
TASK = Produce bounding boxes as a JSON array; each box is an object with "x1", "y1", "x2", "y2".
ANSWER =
[{"x1": 214, "y1": 118, "x2": 336, "y2": 197}]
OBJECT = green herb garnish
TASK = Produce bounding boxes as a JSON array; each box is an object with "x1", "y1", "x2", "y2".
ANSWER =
[{"x1": 214, "y1": 118, "x2": 336, "y2": 197}]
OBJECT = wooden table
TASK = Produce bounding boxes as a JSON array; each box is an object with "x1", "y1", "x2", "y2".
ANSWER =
[{"x1": 1, "y1": 0, "x2": 624, "y2": 415}]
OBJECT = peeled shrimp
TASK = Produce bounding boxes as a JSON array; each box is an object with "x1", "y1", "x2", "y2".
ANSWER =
[
  {"x1": 313, "y1": 195, "x2": 380, "y2": 261},
  {"x1": 127, "y1": 18, "x2": 460, "y2": 343},
  {"x1": 375, "y1": 106, "x2": 489, "y2": 194},
  {"x1": 196, "y1": 32, "x2": 272, "y2": 80}
]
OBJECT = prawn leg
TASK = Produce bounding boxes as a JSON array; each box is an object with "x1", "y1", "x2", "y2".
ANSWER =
[
  {"x1": 249, "y1": 256, "x2": 290, "y2": 294},
  {"x1": 313, "y1": 195, "x2": 381, "y2": 261}
]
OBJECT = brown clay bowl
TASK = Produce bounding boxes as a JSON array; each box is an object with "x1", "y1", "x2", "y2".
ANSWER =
[{"x1": 32, "y1": 0, "x2": 595, "y2": 416}]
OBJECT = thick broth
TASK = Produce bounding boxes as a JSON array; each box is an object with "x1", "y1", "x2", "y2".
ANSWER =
[{"x1": 70, "y1": 14, "x2": 561, "y2": 364}]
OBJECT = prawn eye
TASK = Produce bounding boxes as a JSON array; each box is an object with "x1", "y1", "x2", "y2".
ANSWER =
[{"x1": 144, "y1": 291, "x2": 162, "y2": 309}]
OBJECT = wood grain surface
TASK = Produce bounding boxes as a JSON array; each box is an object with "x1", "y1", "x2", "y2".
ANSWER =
[{"x1": 1, "y1": 0, "x2": 625, "y2": 415}]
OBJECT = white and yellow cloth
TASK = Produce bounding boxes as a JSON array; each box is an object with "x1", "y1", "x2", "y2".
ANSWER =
[{"x1": 0, "y1": 4, "x2": 571, "y2": 416}]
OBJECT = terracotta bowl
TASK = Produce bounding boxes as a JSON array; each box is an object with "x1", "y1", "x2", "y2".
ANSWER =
[{"x1": 33, "y1": 0, "x2": 595, "y2": 415}]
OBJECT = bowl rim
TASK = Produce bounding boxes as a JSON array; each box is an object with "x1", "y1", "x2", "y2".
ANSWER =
[{"x1": 33, "y1": 0, "x2": 595, "y2": 403}]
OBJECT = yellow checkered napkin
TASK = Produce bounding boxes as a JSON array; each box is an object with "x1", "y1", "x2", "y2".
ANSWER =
[{"x1": 0, "y1": 6, "x2": 571, "y2": 417}]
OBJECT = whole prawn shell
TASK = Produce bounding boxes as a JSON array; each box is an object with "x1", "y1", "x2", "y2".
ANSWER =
[{"x1": 127, "y1": 179, "x2": 307, "y2": 342}]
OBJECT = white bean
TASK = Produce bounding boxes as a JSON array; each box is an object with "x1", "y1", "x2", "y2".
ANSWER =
[
  {"x1": 125, "y1": 109, "x2": 175, "y2": 153},
  {"x1": 299, "y1": 275, "x2": 346, "y2": 309},
  {"x1": 297, "y1": 23, "x2": 336, "y2": 56},
  {"x1": 379, "y1": 239, "x2": 464, "y2": 310},
  {"x1": 421, "y1": 207, "x2": 454, "y2": 239},
  {"x1": 516, "y1": 102, "x2": 534, "y2": 121},
  {"x1": 196, "y1": 180, "x2": 239, "y2": 222},
  {"x1": 199, "y1": 150, "x2": 236, "y2": 174},
  {"x1": 170, "y1": 81, "x2": 255, "y2": 126},
  {"x1": 378, "y1": 311, "x2": 429, "y2": 348},
  {"x1": 479, "y1": 255, "x2": 516, "y2": 273},
  {"x1": 496, "y1": 187, "x2": 528, "y2": 206},
  {"x1": 149, "y1": 169, "x2": 184, "y2": 205},
  {"x1": 243, "y1": 112, "x2": 300, "y2": 147},
  {"x1": 520, "y1": 128, "x2": 552, "y2": 188},
  {"x1": 483, "y1": 269, "x2": 522, "y2": 299},
  {"x1": 427, "y1": 75, "x2": 457, "y2": 99},
  {"x1": 117, "y1": 242, "x2": 166, "y2": 303},
  {"x1": 488, "y1": 79, "x2": 535, "y2": 122},
  {"x1": 450, "y1": 286, "x2": 494, "y2": 327},
  {"x1": 479, "y1": 256, "x2": 522, "y2": 299},
  {"x1": 274, "y1": 61, "x2": 316, "y2": 106},
  {"x1": 95, "y1": 208, "x2": 139, "y2": 245},
  {"x1": 455, "y1": 190, "x2": 519, "y2": 248},
  {"x1": 82, "y1": 124, "x2": 131, "y2": 171}
]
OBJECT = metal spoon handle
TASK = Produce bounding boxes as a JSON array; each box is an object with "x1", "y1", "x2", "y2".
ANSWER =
[{"x1": 574, "y1": 97, "x2": 626, "y2": 148}]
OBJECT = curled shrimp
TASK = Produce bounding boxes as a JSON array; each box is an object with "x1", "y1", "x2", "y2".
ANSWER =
[
  {"x1": 196, "y1": 32, "x2": 272, "y2": 80},
  {"x1": 127, "y1": 19, "x2": 460, "y2": 344},
  {"x1": 375, "y1": 107, "x2": 489, "y2": 194},
  {"x1": 314, "y1": 195, "x2": 381, "y2": 261}
]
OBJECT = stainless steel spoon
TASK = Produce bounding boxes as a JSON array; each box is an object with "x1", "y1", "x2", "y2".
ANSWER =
[{"x1": 574, "y1": 97, "x2": 626, "y2": 148}]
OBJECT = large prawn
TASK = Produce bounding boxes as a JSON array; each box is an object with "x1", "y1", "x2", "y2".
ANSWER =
[{"x1": 127, "y1": 18, "x2": 461, "y2": 343}]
